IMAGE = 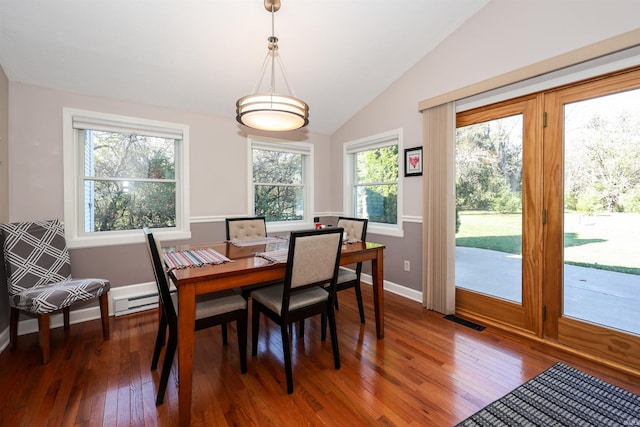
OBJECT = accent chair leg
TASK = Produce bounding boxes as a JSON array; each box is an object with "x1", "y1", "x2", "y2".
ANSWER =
[
  {"x1": 99, "y1": 293, "x2": 110, "y2": 337},
  {"x1": 38, "y1": 313, "x2": 51, "y2": 364},
  {"x1": 63, "y1": 307, "x2": 70, "y2": 330},
  {"x1": 10, "y1": 307, "x2": 19, "y2": 351}
]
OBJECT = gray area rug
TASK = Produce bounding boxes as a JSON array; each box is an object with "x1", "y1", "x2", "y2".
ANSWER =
[{"x1": 457, "y1": 362, "x2": 640, "y2": 426}]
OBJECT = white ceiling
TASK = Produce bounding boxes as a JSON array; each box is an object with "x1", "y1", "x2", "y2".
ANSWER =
[{"x1": 0, "y1": 0, "x2": 488, "y2": 135}]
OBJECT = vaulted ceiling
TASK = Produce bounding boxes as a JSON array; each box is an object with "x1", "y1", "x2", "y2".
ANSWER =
[{"x1": 0, "y1": 0, "x2": 489, "y2": 135}]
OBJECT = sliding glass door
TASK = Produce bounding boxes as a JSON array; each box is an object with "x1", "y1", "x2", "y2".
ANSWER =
[
  {"x1": 455, "y1": 96, "x2": 542, "y2": 334},
  {"x1": 543, "y1": 68, "x2": 640, "y2": 370}
]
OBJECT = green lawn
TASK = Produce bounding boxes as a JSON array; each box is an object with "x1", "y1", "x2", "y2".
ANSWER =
[{"x1": 456, "y1": 211, "x2": 640, "y2": 275}]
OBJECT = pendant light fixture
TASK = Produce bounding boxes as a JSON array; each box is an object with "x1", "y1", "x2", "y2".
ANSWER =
[{"x1": 235, "y1": 0, "x2": 309, "y2": 132}]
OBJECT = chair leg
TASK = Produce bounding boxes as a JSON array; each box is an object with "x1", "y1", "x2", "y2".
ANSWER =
[
  {"x1": 251, "y1": 303, "x2": 260, "y2": 357},
  {"x1": 221, "y1": 322, "x2": 228, "y2": 345},
  {"x1": 321, "y1": 313, "x2": 327, "y2": 341},
  {"x1": 156, "y1": 332, "x2": 177, "y2": 406},
  {"x1": 99, "y1": 293, "x2": 110, "y2": 337},
  {"x1": 63, "y1": 307, "x2": 70, "y2": 330},
  {"x1": 327, "y1": 305, "x2": 341, "y2": 371},
  {"x1": 151, "y1": 313, "x2": 168, "y2": 371},
  {"x1": 9, "y1": 307, "x2": 19, "y2": 351},
  {"x1": 237, "y1": 314, "x2": 247, "y2": 374},
  {"x1": 334, "y1": 293, "x2": 340, "y2": 310},
  {"x1": 281, "y1": 324, "x2": 294, "y2": 394},
  {"x1": 355, "y1": 282, "x2": 365, "y2": 324},
  {"x1": 38, "y1": 313, "x2": 51, "y2": 364},
  {"x1": 298, "y1": 320, "x2": 304, "y2": 338}
]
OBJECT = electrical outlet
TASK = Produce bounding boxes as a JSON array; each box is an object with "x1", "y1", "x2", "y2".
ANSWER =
[{"x1": 403, "y1": 260, "x2": 410, "y2": 272}]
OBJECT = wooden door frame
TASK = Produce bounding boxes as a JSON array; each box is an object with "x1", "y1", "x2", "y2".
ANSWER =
[
  {"x1": 542, "y1": 66, "x2": 640, "y2": 371},
  {"x1": 455, "y1": 94, "x2": 543, "y2": 336}
]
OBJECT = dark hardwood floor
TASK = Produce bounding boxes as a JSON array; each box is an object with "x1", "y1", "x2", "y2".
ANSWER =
[{"x1": 1, "y1": 286, "x2": 639, "y2": 426}]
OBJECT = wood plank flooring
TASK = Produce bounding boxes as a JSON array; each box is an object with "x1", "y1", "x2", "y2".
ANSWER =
[{"x1": 1, "y1": 286, "x2": 639, "y2": 426}]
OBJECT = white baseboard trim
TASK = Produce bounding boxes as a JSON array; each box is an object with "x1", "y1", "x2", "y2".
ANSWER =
[{"x1": 359, "y1": 272, "x2": 423, "y2": 303}]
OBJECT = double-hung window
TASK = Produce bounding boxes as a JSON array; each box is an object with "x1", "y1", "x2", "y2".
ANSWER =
[
  {"x1": 249, "y1": 138, "x2": 313, "y2": 229},
  {"x1": 63, "y1": 109, "x2": 190, "y2": 247},
  {"x1": 344, "y1": 129, "x2": 403, "y2": 237}
]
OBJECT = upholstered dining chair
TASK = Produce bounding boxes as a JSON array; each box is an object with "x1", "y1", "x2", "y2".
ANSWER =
[
  {"x1": 143, "y1": 227, "x2": 248, "y2": 405},
  {"x1": 335, "y1": 216, "x2": 368, "y2": 323},
  {"x1": 0, "y1": 219, "x2": 110, "y2": 364},
  {"x1": 225, "y1": 216, "x2": 267, "y2": 241},
  {"x1": 225, "y1": 216, "x2": 275, "y2": 298},
  {"x1": 250, "y1": 227, "x2": 343, "y2": 394}
]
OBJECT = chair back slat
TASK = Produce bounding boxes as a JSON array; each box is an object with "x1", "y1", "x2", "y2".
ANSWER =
[{"x1": 0, "y1": 220, "x2": 72, "y2": 295}]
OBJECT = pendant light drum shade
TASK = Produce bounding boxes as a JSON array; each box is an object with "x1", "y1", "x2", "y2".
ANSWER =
[
  {"x1": 235, "y1": 0, "x2": 309, "y2": 132},
  {"x1": 236, "y1": 93, "x2": 309, "y2": 132}
]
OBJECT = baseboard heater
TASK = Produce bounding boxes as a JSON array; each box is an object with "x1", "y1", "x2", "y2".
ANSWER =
[{"x1": 114, "y1": 292, "x2": 159, "y2": 316}]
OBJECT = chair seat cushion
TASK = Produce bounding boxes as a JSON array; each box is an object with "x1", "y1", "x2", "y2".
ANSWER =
[
  {"x1": 337, "y1": 267, "x2": 357, "y2": 284},
  {"x1": 251, "y1": 284, "x2": 328, "y2": 314},
  {"x1": 10, "y1": 278, "x2": 110, "y2": 314},
  {"x1": 171, "y1": 293, "x2": 247, "y2": 319}
]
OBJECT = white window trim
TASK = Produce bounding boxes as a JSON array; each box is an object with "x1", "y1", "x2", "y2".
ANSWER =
[
  {"x1": 343, "y1": 128, "x2": 404, "y2": 238},
  {"x1": 63, "y1": 108, "x2": 191, "y2": 248},
  {"x1": 247, "y1": 136, "x2": 315, "y2": 233}
]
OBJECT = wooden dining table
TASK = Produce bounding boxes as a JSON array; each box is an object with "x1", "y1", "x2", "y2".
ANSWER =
[{"x1": 167, "y1": 238, "x2": 385, "y2": 426}]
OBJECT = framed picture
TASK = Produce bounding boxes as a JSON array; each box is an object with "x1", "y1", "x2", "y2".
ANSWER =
[{"x1": 404, "y1": 146, "x2": 423, "y2": 177}]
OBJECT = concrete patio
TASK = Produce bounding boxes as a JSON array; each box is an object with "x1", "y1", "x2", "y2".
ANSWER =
[{"x1": 455, "y1": 246, "x2": 640, "y2": 335}]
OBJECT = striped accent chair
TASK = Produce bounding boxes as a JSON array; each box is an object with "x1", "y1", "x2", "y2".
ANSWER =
[{"x1": 0, "y1": 219, "x2": 110, "y2": 364}]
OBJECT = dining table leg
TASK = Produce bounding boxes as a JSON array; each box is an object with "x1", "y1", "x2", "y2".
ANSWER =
[
  {"x1": 178, "y1": 284, "x2": 196, "y2": 427},
  {"x1": 371, "y1": 247, "x2": 385, "y2": 339}
]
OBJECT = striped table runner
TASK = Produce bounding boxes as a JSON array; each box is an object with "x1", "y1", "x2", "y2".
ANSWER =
[
  {"x1": 164, "y1": 248, "x2": 230, "y2": 270},
  {"x1": 229, "y1": 236, "x2": 287, "y2": 247},
  {"x1": 255, "y1": 249, "x2": 289, "y2": 263}
]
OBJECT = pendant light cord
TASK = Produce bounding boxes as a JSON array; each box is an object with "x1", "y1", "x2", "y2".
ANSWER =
[{"x1": 270, "y1": 3, "x2": 276, "y2": 93}]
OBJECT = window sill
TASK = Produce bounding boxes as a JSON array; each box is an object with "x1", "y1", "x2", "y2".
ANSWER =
[
  {"x1": 367, "y1": 223, "x2": 404, "y2": 238},
  {"x1": 67, "y1": 229, "x2": 191, "y2": 249}
]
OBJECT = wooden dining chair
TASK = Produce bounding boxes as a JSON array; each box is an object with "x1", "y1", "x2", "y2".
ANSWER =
[
  {"x1": 250, "y1": 227, "x2": 343, "y2": 394},
  {"x1": 335, "y1": 216, "x2": 368, "y2": 323},
  {"x1": 225, "y1": 216, "x2": 267, "y2": 241},
  {"x1": 143, "y1": 227, "x2": 248, "y2": 405},
  {"x1": 0, "y1": 219, "x2": 110, "y2": 364}
]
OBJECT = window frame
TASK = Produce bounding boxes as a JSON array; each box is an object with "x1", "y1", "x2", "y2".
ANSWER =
[
  {"x1": 247, "y1": 137, "x2": 314, "y2": 233},
  {"x1": 343, "y1": 129, "x2": 404, "y2": 237},
  {"x1": 63, "y1": 108, "x2": 190, "y2": 248}
]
